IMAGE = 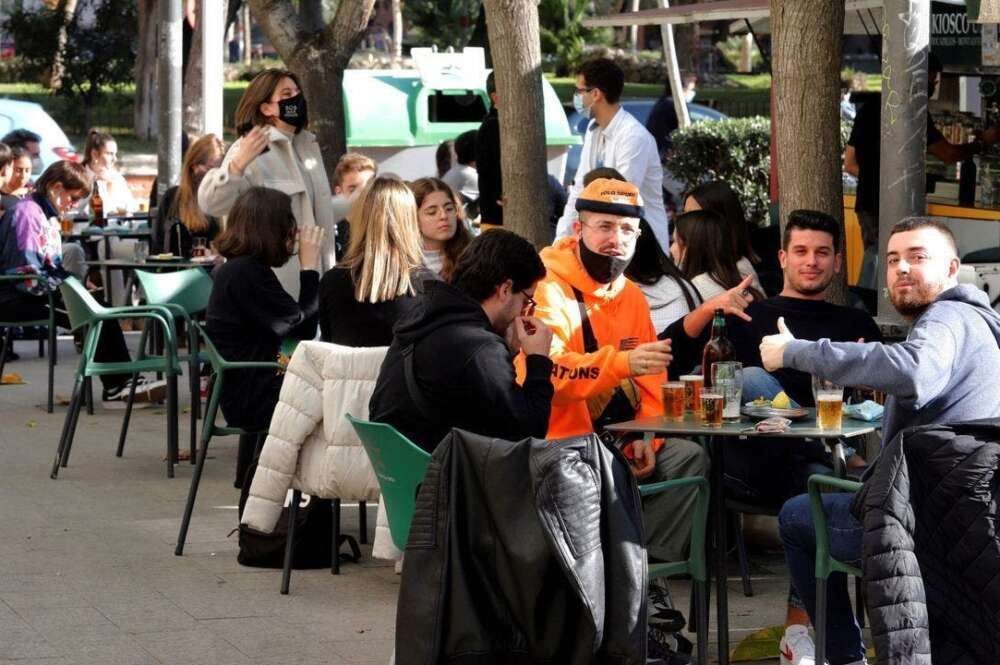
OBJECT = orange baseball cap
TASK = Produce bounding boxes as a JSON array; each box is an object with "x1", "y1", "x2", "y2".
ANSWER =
[{"x1": 575, "y1": 177, "x2": 644, "y2": 219}]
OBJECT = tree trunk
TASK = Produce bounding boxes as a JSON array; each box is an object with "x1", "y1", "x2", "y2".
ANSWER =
[
  {"x1": 183, "y1": 0, "x2": 205, "y2": 138},
  {"x1": 770, "y1": 0, "x2": 846, "y2": 304},
  {"x1": 392, "y1": 0, "x2": 402, "y2": 61},
  {"x1": 248, "y1": 0, "x2": 374, "y2": 176},
  {"x1": 47, "y1": 0, "x2": 78, "y2": 90},
  {"x1": 482, "y1": 0, "x2": 549, "y2": 247},
  {"x1": 134, "y1": 0, "x2": 159, "y2": 140}
]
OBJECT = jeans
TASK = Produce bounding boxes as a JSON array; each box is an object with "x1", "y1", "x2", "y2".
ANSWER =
[
  {"x1": 779, "y1": 493, "x2": 865, "y2": 665},
  {"x1": 742, "y1": 366, "x2": 799, "y2": 406}
]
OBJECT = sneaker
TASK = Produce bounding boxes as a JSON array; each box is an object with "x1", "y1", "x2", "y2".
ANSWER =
[
  {"x1": 779, "y1": 625, "x2": 816, "y2": 665},
  {"x1": 648, "y1": 580, "x2": 686, "y2": 633},
  {"x1": 102, "y1": 376, "x2": 168, "y2": 405},
  {"x1": 647, "y1": 625, "x2": 692, "y2": 665}
]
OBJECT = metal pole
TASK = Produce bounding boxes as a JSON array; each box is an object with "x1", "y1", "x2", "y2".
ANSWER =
[
  {"x1": 242, "y1": 3, "x2": 252, "y2": 66},
  {"x1": 658, "y1": 0, "x2": 690, "y2": 129},
  {"x1": 157, "y1": 0, "x2": 183, "y2": 201},
  {"x1": 629, "y1": 0, "x2": 640, "y2": 52},
  {"x1": 877, "y1": 0, "x2": 930, "y2": 324},
  {"x1": 201, "y1": 0, "x2": 225, "y2": 138}
]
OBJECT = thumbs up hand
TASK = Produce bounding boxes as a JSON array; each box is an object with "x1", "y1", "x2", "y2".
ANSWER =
[{"x1": 760, "y1": 316, "x2": 796, "y2": 371}]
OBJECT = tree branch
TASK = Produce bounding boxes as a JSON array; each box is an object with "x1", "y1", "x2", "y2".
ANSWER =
[
  {"x1": 323, "y1": 0, "x2": 375, "y2": 60},
  {"x1": 246, "y1": 0, "x2": 306, "y2": 63}
]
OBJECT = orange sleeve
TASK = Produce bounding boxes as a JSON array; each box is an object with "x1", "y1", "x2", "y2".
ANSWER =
[{"x1": 534, "y1": 278, "x2": 633, "y2": 407}]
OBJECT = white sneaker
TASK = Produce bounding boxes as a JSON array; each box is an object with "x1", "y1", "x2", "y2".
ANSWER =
[{"x1": 779, "y1": 625, "x2": 816, "y2": 665}]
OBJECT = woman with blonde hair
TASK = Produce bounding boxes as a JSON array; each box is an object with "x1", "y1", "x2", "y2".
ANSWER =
[
  {"x1": 409, "y1": 177, "x2": 472, "y2": 280},
  {"x1": 153, "y1": 134, "x2": 224, "y2": 256},
  {"x1": 198, "y1": 68, "x2": 336, "y2": 297},
  {"x1": 318, "y1": 176, "x2": 431, "y2": 346}
]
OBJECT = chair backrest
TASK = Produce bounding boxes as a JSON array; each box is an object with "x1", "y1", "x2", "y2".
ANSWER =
[
  {"x1": 135, "y1": 268, "x2": 213, "y2": 315},
  {"x1": 346, "y1": 414, "x2": 431, "y2": 551},
  {"x1": 58, "y1": 276, "x2": 105, "y2": 331}
]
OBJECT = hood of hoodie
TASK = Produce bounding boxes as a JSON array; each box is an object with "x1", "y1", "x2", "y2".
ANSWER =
[
  {"x1": 928, "y1": 283, "x2": 1000, "y2": 344},
  {"x1": 393, "y1": 279, "x2": 493, "y2": 346},
  {"x1": 540, "y1": 237, "x2": 629, "y2": 301}
]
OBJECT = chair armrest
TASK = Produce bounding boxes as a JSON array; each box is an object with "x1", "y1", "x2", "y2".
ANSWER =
[
  {"x1": 0, "y1": 273, "x2": 41, "y2": 283},
  {"x1": 639, "y1": 475, "x2": 708, "y2": 497},
  {"x1": 94, "y1": 310, "x2": 176, "y2": 351},
  {"x1": 219, "y1": 360, "x2": 285, "y2": 372}
]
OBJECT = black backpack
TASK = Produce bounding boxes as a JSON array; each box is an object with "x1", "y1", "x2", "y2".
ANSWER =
[{"x1": 236, "y1": 459, "x2": 359, "y2": 569}]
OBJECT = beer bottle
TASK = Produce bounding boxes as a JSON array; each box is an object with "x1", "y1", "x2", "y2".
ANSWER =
[
  {"x1": 702, "y1": 308, "x2": 734, "y2": 388},
  {"x1": 90, "y1": 182, "x2": 104, "y2": 227}
]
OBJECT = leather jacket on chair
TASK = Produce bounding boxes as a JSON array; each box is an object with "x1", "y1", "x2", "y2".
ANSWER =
[{"x1": 395, "y1": 429, "x2": 647, "y2": 665}]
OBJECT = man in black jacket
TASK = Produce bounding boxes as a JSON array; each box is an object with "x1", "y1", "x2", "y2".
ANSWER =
[{"x1": 369, "y1": 229, "x2": 554, "y2": 453}]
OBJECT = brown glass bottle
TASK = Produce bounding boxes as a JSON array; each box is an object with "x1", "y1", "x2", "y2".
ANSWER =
[
  {"x1": 702, "y1": 308, "x2": 734, "y2": 388},
  {"x1": 90, "y1": 182, "x2": 104, "y2": 227}
]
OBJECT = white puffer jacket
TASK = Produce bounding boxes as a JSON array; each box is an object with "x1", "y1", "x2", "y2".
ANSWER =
[{"x1": 241, "y1": 341, "x2": 385, "y2": 534}]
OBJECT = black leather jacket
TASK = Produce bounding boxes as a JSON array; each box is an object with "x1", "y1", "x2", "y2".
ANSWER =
[
  {"x1": 852, "y1": 420, "x2": 1000, "y2": 665},
  {"x1": 396, "y1": 430, "x2": 647, "y2": 665}
]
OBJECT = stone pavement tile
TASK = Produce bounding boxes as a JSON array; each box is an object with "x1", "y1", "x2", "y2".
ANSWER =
[
  {"x1": 88, "y1": 589, "x2": 198, "y2": 634},
  {"x1": 203, "y1": 616, "x2": 348, "y2": 662},
  {"x1": 16, "y1": 606, "x2": 123, "y2": 642},
  {"x1": 132, "y1": 628, "x2": 252, "y2": 665},
  {"x1": 328, "y1": 638, "x2": 394, "y2": 665},
  {"x1": 43, "y1": 634, "x2": 160, "y2": 665},
  {"x1": 0, "y1": 590, "x2": 93, "y2": 611},
  {"x1": 0, "y1": 660, "x2": 73, "y2": 665},
  {"x1": 0, "y1": 621, "x2": 62, "y2": 660},
  {"x1": 154, "y1": 583, "x2": 272, "y2": 621}
]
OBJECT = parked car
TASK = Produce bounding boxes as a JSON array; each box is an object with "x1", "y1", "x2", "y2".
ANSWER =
[
  {"x1": 563, "y1": 98, "x2": 727, "y2": 187},
  {"x1": 0, "y1": 99, "x2": 78, "y2": 176}
]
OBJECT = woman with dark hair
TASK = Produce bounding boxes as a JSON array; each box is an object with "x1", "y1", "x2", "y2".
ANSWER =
[
  {"x1": 198, "y1": 69, "x2": 336, "y2": 297},
  {"x1": 625, "y1": 217, "x2": 701, "y2": 334},
  {"x1": 672, "y1": 209, "x2": 763, "y2": 301},
  {"x1": 0, "y1": 161, "x2": 164, "y2": 402},
  {"x1": 0, "y1": 146, "x2": 32, "y2": 210},
  {"x1": 206, "y1": 186, "x2": 326, "y2": 433},
  {"x1": 684, "y1": 181, "x2": 761, "y2": 285},
  {"x1": 78, "y1": 129, "x2": 135, "y2": 215},
  {"x1": 409, "y1": 177, "x2": 472, "y2": 280}
]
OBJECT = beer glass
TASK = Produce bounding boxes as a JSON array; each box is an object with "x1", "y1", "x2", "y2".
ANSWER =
[
  {"x1": 680, "y1": 374, "x2": 703, "y2": 414},
  {"x1": 701, "y1": 393, "x2": 724, "y2": 428},
  {"x1": 812, "y1": 376, "x2": 844, "y2": 431},
  {"x1": 711, "y1": 361, "x2": 743, "y2": 421},
  {"x1": 662, "y1": 382, "x2": 685, "y2": 421},
  {"x1": 192, "y1": 237, "x2": 209, "y2": 258}
]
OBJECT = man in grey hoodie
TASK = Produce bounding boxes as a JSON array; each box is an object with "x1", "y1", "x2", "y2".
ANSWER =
[{"x1": 759, "y1": 217, "x2": 1000, "y2": 665}]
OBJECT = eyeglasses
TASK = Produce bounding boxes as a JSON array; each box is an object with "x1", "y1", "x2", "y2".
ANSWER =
[
  {"x1": 581, "y1": 220, "x2": 641, "y2": 240},
  {"x1": 520, "y1": 291, "x2": 537, "y2": 316},
  {"x1": 574, "y1": 87, "x2": 594, "y2": 95}
]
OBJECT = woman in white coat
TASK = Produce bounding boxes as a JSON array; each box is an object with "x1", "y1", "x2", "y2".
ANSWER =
[{"x1": 198, "y1": 69, "x2": 337, "y2": 297}]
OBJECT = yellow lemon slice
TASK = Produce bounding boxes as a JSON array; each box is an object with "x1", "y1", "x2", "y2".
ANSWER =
[{"x1": 772, "y1": 391, "x2": 791, "y2": 409}]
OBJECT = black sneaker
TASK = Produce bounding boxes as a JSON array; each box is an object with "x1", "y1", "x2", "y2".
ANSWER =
[
  {"x1": 102, "y1": 376, "x2": 168, "y2": 406},
  {"x1": 647, "y1": 625, "x2": 693, "y2": 665},
  {"x1": 648, "y1": 581, "x2": 686, "y2": 633}
]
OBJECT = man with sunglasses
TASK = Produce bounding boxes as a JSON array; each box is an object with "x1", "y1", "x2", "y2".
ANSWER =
[{"x1": 370, "y1": 230, "x2": 554, "y2": 454}]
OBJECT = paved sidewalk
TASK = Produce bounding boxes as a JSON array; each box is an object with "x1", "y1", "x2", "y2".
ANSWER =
[{"x1": 0, "y1": 334, "x2": 791, "y2": 664}]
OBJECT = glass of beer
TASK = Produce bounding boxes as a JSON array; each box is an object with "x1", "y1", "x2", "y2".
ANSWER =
[
  {"x1": 662, "y1": 381, "x2": 685, "y2": 421},
  {"x1": 60, "y1": 216, "x2": 74, "y2": 235},
  {"x1": 711, "y1": 361, "x2": 743, "y2": 421},
  {"x1": 701, "y1": 393, "x2": 724, "y2": 428},
  {"x1": 813, "y1": 376, "x2": 844, "y2": 431},
  {"x1": 680, "y1": 374, "x2": 703, "y2": 414},
  {"x1": 191, "y1": 237, "x2": 209, "y2": 258}
]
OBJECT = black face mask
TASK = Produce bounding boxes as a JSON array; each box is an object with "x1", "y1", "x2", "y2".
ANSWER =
[
  {"x1": 278, "y1": 93, "x2": 308, "y2": 128},
  {"x1": 579, "y1": 237, "x2": 632, "y2": 284}
]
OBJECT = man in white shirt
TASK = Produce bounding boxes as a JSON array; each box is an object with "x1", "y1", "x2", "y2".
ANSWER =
[{"x1": 556, "y1": 58, "x2": 669, "y2": 251}]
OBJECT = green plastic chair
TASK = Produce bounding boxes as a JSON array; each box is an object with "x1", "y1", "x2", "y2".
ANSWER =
[
  {"x1": 174, "y1": 322, "x2": 284, "y2": 556},
  {"x1": 640, "y1": 475, "x2": 711, "y2": 665},
  {"x1": 346, "y1": 415, "x2": 431, "y2": 552},
  {"x1": 51, "y1": 276, "x2": 181, "y2": 479},
  {"x1": 0, "y1": 273, "x2": 57, "y2": 412},
  {"x1": 808, "y1": 474, "x2": 863, "y2": 665},
  {"x1": 133, "y1": 268, "x2": 213, "y2": 461}
]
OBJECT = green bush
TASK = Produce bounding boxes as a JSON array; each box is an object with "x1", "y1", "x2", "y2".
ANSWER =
[
  {"x1": 665, "y1": 117, "x2": 855, "y2": 226},
  {"x1": 665, "y1": 117, "x2": 771, "y2": 225}
]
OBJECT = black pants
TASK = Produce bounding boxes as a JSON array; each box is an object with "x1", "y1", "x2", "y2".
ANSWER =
[
  {"x1": 3, "y1": 292, "x2": 131, "y2": 390},
  {"x1": 723, "y1": 437, "x2": 832, "y2": 509}
]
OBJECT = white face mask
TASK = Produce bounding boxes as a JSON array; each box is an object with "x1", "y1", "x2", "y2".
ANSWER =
[{"x1": 573, "y1": 92, "x2": 591, "y2": 119}]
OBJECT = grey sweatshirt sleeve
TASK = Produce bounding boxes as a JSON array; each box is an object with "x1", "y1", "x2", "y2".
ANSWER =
[{"x1": 783, "y1": 316, "x2": 958, "y2": 411}]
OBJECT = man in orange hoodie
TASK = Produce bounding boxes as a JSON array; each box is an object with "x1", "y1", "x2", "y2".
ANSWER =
[{"x1": 527, "y1": 177, "x2": 709, "y2": 567}]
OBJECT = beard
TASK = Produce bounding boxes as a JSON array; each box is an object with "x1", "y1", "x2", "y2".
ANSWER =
[{"x1": 889, "y1": 278, "x2": 942, "y2": 319}]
